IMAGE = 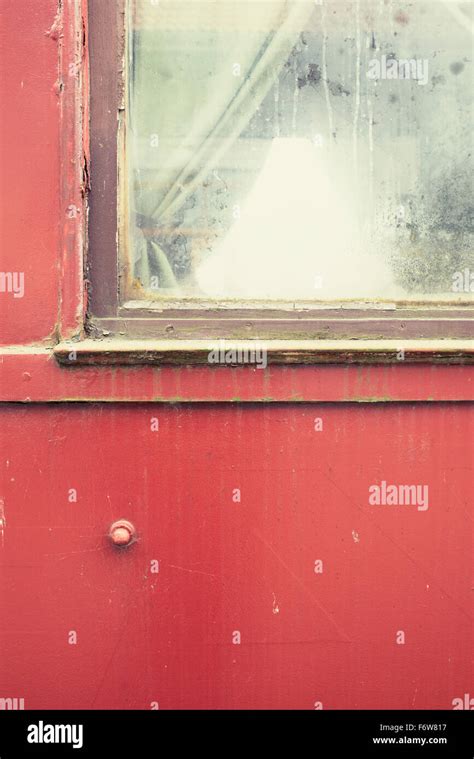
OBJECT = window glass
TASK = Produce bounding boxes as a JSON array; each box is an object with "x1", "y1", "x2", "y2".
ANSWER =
[{"x1": 125, "y1": 0, "x2": 473, "y2": 302}]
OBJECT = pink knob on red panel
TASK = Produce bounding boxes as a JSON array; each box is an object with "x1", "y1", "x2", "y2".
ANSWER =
[{"x1": 109, "y1": 519, "x2": 136, "y2": 547}]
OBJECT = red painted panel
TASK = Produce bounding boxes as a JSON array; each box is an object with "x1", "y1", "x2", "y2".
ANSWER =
[
  {"x1": 0, "y1": 403, "x2": 472, "y2": 709},
  {"x1": 1, "y1": 351, "x2": 473, "y2": 403},
  {"x1": 0, "y1": 0, "x2": 61, "y2": 345}
]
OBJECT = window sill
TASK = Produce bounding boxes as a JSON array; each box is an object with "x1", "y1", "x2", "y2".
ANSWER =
[{"x1": 53, "y1": 338, "x2": 474, "y2": 366}]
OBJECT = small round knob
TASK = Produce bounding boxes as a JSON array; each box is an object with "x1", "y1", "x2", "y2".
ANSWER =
[{"x1": 109, "y1": 519, "x2": 136, "y2": 547}]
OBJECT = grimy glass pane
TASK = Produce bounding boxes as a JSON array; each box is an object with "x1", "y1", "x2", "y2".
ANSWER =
[{"x1": 125, "y1": 0, "x2": 473, "y2": 303}]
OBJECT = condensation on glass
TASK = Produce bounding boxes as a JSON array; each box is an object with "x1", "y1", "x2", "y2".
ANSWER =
[{"x1": 124, "y1": 0, "x2": 473, "y2": 303}]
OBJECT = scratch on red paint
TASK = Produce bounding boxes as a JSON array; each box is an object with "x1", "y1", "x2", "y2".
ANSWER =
[
  {"x1": 252, "y1": 526, "x2": 352, "y2": 643},
  {"x1": 0, "y1": 498, "x2": 6, "y2": 548}
]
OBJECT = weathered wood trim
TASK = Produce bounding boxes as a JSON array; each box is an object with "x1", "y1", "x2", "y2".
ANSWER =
[
  {"x1": 54, "y1": 338, "x2": 474, "y2": 366},
  {"x1": 87, "y1": 0, "x2": 125, "y2": 317},
  {"x1": 90, "y1": 311, "x2": 474, "y2": 341}
]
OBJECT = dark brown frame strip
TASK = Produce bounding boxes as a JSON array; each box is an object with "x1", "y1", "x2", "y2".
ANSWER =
[{"x1": 87, "y1": 0, "x2": 125, "y2": 317}]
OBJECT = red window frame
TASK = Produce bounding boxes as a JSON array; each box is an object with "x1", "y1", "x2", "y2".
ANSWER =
[{"x1": 61, "y1": 0, "x2": 474, "y2": 367}]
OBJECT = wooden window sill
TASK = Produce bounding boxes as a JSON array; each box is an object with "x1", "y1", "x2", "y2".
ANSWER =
[{"x1": 53, "y1": 338, "x2": 474, "y2": 366}]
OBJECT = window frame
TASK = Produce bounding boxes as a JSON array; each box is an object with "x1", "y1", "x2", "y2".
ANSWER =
[{"x1": 78, "y1": 0, "x2": 474, "y2": 365}]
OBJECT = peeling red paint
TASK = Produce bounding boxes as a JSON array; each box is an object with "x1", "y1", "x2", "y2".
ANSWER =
[
  {"x1": 57, "y1": 0, "x2": 89, "y2": 341},
  {"x1": 45, "y1": 2, "x2": 63, "y2": 41}
]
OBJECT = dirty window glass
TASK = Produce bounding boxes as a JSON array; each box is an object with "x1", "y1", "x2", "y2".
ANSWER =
[{"x1": 125, "y1": 0, "x2": 473, "y2": 302}]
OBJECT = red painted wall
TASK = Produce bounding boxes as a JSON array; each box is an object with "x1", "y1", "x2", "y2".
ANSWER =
[
  {"x1": 0, "y1": 403, "x2": 472, "y2": 709},
  {"x1": 0, "y1": 0, "x2": 60, "y2": 346},
  {"x1": 0, "y1": 0, "x2": 472, "y2": 711}
]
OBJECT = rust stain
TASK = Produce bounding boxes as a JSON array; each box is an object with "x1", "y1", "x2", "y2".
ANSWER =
[{"x1": 394, "y1": 10, "x2": 409, "y2": 26}]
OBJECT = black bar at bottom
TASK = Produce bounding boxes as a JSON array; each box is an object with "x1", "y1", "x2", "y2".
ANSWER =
[{"x1": 0, "y1": 710, "x2": 472, "y2": 757}]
